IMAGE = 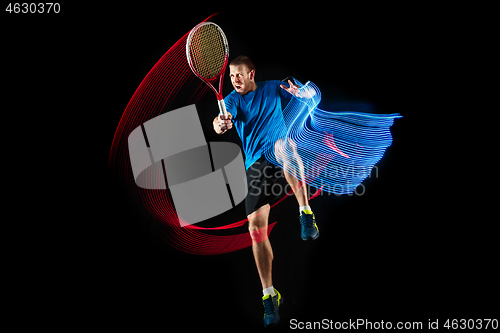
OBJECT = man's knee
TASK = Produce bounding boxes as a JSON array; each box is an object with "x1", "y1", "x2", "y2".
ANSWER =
[
  {"x1": 248, "y1": 215, "x2": 268, "y2": 243},
  {"x1": 248, "y1": 215, "x2": 266, "y2": 231},
  {"x1": 274, "y1": 138, "x2": 287, "y2": 164},
  {"x1": 274, "y1": 138, "x2": 297, "y2": 157}
]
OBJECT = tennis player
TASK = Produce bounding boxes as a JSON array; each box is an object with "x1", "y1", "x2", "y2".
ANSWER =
[{"x1": 213, "y1": 55, "x2": 319, "y2": 327}]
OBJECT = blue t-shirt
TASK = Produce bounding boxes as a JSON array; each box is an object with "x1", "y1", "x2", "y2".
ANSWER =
[{"x1": 224, "y1": 80, "x2": 290, "y2": 170}]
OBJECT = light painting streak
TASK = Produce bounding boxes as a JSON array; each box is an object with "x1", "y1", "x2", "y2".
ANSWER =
[{"x1": 109, "y1": 15, "x2": 401, "y2": 255}]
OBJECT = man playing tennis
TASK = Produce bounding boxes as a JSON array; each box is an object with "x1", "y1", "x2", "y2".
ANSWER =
[{"x1": 213, "y1": 55, "x2": 319, "y2": 327}]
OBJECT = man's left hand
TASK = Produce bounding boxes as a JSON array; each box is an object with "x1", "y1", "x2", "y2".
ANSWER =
[{"x1": 280, "y1": 79, "x2": 301, "y2": 97}]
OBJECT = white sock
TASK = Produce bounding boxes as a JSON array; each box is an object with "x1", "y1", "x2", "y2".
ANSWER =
[
  {"x1": 299, "y1": 206, "x2": 312, "y2": 214},
  {"x1": 263, "y1": 286, "x2": 276, "y2": 297}
]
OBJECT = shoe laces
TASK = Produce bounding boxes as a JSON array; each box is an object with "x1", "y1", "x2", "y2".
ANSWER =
[
  {"x1": 263, "y1": 297, "x2": 275, "y2": 315},
  {"x1": 300, "y1": 213, "x2": 315, "y2": 227}
]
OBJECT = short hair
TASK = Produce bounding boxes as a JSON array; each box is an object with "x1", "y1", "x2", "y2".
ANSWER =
[{"x1": 229, "y1": 55, "x2": 255, "y2": 72}]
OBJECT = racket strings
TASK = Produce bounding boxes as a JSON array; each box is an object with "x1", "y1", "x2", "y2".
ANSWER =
[{"x1": 189, "y1": 24, "x2": 226, "y2": 80}]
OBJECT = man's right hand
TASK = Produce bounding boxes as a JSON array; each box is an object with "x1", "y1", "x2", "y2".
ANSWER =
[{"x1": 214, "y1": 112, "x2": 233, "y2": 134}]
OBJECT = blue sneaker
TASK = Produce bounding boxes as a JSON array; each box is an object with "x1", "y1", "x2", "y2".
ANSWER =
[
  {"x1": 262, "y1": 288, "x2": 282, "y2": 327},
  {"x1": 299, "y1": 210, "x2": 319, "y2": 240}
]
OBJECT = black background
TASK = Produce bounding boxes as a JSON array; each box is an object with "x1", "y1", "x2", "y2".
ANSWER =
[{"x1": 3, "y1": 4, "x2": 496, "y2": 331}]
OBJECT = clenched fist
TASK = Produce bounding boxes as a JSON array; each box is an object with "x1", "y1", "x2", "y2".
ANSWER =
[{"x1": 214, "y1": 112, "x2": 233, "y2": 134}]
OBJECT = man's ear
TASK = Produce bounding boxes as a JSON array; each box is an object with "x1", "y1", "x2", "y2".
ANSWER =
[{"x1": 249, "y1": 69, "x2": 255, "y2": 81}]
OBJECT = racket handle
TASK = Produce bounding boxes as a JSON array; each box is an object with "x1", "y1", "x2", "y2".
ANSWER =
[{"x1": 218, "y1": 99, "x2": 228, "y2": 117}]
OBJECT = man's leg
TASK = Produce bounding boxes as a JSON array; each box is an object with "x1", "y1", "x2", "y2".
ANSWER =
[
  {"x1": 274, "y1": 139, "x2": 308, "y2": 207},
  {"x1": 248, "y1": 203, "x2": 283, "y2": 327},
  {"x1": 248, "y1": 204, "x2": 273, "y2": 290},
  {"x1": 275, "y1": 138, "x2": 319, "y2": 240}
]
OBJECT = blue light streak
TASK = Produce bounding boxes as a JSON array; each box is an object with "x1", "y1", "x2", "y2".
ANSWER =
[{"x1": 264, "y1": 78, "x2": 402, "y2": 195}]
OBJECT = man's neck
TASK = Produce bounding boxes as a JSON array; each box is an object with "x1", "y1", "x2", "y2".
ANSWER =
[{"x1": 246, "y1": 81, "x2": 257, "y2": 94}]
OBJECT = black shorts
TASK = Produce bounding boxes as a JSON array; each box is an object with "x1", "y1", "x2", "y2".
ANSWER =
[{"x1": 245, "y1": 157, "x2": 288, "y2": 216}]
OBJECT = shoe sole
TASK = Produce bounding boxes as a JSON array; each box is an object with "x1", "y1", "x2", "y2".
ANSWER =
[{"x1": 301, "y1": 233, "x2": 319, "y2": 241}]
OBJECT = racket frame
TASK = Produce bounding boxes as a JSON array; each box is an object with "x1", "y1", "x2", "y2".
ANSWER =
[{"x1": 186, "y1": 22, "x2": 229, "y2": 116}]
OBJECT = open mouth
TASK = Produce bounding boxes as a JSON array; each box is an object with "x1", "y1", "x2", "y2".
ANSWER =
[{"x1": 235, "y1": 84, "x2": 242, "y2": 90}]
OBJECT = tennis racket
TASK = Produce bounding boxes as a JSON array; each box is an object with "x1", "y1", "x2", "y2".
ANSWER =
[{"x1": 186, "y1": 22, "x2": 229, "y2": 116}]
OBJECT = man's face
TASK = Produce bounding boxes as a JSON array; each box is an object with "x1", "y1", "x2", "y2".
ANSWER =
[{"x1": 229, "y1": 64, "x2": 255, "y2": 95}]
